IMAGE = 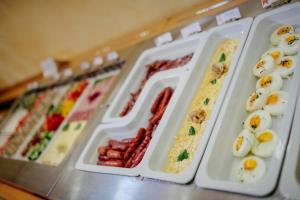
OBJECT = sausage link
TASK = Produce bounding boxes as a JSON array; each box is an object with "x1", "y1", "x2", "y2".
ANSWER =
[
  {"x1": 106, "y1": 149, "x2": 123, "y2": 159},
  {"x1": 149, "y1": 106, "x2": 166, "y2": 125},
  {"x1": 97, "y1": 160, "x2": 124, "y2": 167},
  {"x1": 150, "y1": 89, "x2": 165, "y2": 114},
  {"x1": 131, "y1": 148, "x2": 147, "y2": 168}
]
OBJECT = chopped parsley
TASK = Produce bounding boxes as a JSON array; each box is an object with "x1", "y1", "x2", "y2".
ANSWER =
[
  {"x1": 204, "y1": 98, "x2": 210, "y2": 105},
  {"x1": 210, "y1": 79, "x2": 217, "y2": 84},
  {"x1": 189, "y1": 126, "x2": 196, "y2": 136},
  {"x1": 177, "y1": 149, "x2": 189, "y2": 161},
  {"x1": 62, "y1": 123, "x2": 70, "y2": 131},
  {"x1": 219, "y1": 53, "x2": 226, "y2": 62},
  {"x1": 75, "y1": 123, "x2": 82, "y2": 130}
]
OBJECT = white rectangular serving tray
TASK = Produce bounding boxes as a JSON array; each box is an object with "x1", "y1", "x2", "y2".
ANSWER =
[
  {"x1": 141, "y1": 18, "x2": 252, "y2": 184},
  {"x1": 102, "y1": 34, "x2": 207, "y2": 124},
  {"x1": 38, "y1": 71, "x2": 120, "y2": 165},
  {"x1": 12, "y1": 81, "x2": 93, "y2": 162},
  {"x1": 11, "y1": 85, "x2": 71, "y2": 161},
  {"x1": 76, "y1": 69, "x2": 190, "y2": 176},
  {"x1": 279, "y1": 83, "x2": 300, "y2": 199},
  {"x1": 196, "y1": 2, "x2": 300, "y2": 197},
  {"x1": 36, "y1": 80, "x2": 94, "y2": 163}
]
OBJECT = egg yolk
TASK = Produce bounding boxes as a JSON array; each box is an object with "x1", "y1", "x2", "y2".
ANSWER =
[
  {"x1": 270, "y1": 51, "x2": 280, "y2": 60},
  {"x1": 256, "y1": 60, "x2": 266, "y2": 69},
  {"x1": 250, "y1": 116, "x2": 260, "y2": 129},
  {"x1": 285, "y1": 35, "x2": 298, "y2": 45},
  {"x1": 235, "y1": 136, "x2": 244, "y2": 151},
  {"x1": 249, "y1": 93, "x2": 259, "y2": 104},
  {"x1": 260, "y1": 76, "x2": 272, "y2": 87},
  {"x1": 258, "y1": 132, "x2": 273, "y2": 142},
  {"x1": 244, "y1": 159, "x2": 257, "y2": 171},
  {"x1": 266, "y1": 94, "x2": 279, "y2": 105},
  {"x1": 277, "y1": 26, "x2": 291, "y2": 35},
  {"x1": 280, "y1": 59, "x2": 293, "y2": 68}
]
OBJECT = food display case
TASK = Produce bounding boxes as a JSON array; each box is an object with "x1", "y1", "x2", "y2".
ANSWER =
[{"x1": 1, "y1": 1, "x2": 300, "y2": 200}]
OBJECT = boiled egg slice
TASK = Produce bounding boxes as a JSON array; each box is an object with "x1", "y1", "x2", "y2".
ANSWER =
[
  {"x1": 256, "y1": 71, "x2": 283, "y2": 93},
  {"x1": 262, "y1": 47, "x2": 284, "y2": 64},
  {"x1": 236, "y1": 155, "x2": 266, "y2": 183},
  {"x1": 246, "y1": 88, "x2": 269, "y2": 112},
  {"x1": 252, "y1": 129, "x2": 278, "y2": 158},
  {"x1": 232, "y1": 129, "x2": 256, "y2": 157},
  {"x1": 279, "y1": 34, "x2": 300, "y2": 56},
  {"x1": 264, "y1": 90, "x2": 288, "y2": 116},
  {"x1": 244, "y1": 110, "x2": 272, "y2": 133},
  {"x1": 275, "y1": 56, "x2": 297, "y2": 78},
  {"x1": 270, "y1": 25, "x2": 294, "y2": 46},
  {"x1": 253, "y1": 55, "x2": 275, "y2": 77}
]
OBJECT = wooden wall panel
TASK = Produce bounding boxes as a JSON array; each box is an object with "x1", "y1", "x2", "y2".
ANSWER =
[{"x1": 0, "y1": 0, "x2": 205, "y2": 89}]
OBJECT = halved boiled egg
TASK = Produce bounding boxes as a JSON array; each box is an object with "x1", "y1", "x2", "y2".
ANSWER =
[
  {"x1": 279, "y1": 34, "x2": 300, "y2": 56},
  {"x1": 236, "y1": 155, "x2": 266, "y2": 183},
  {"x1": 253, "y1": 55, "x2": 275, "y2": 77},
  {"x1": 252, "y1": 129, "x2": 278, "y2": 158},
  {"x1": 262, "y1": 48, "x2": 284, "y2": 64},
  {"x1": 232, "y1": 129, "x2": 256, "y2": 157},
  {"x1": 244, "y1": 110, "x2": 272, "y2": 133},
  {"x1": 246, "y1": 88, "x2": 269, "y2": 112},
  {"x1": 275, "y1": 56, "x2": 297, "y2": 78},
  {"x1": 270, "y1": 25, "x2": 294, "y2": 46},
  {"x1": 264, "y1": 90, "x2": 288, "y2": 116},
  {"x1": 256, "y1": 71, "x2": 282, "y2": 92}
]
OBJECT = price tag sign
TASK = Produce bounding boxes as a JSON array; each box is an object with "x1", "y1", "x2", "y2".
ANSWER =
[
  {"x1": 216, "y1": 7, "x2": 241, "y2": 26},
  {"x1": 40, "y1": 58, "x2": 58, "y2": 78},
  {"x1": 27, "y1": 81, "x2": 38, "y2": 90},
  {"x1": 154, "y1": 32, "x2": 173, "y2": 46},
  {"x1": 63, "y1": 68, "x2": 73, "y2": 78},
  {"x1": 80, "y1": 61, "x2": 91, "y2": 70},
  {"x1": 93, "y1": 56, "x2": 104, "y2": 66},
  {"x1": 106, "y1": 51, "x2": 119, "y2": 61},
  {"x1": 180, "y1": 22, "x2": 202, "y2": 38}
]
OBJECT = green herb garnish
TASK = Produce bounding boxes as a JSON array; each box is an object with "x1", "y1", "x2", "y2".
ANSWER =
[
  {"x1": 210, "y1": 79, "x2": 217, "y2": 84},
  {"x1": 75, "y1": 123, "x2": 82, "y2": 130},
  {"x1": 62, "y1": 123, "x2": 70, "y2": 131},
  {"x1": 46, "y1": 105, "x2": 55, "y2": 115},
  {"x1": 189, "y1": 126, "x2": 196, "y2": 136},
  {"x1": 219, "y1": 53, "x2": 226, "y2": 62},
  {"x1": 204, "y1": 98, "x2": 210, "y2": 105},
  {"x1": 177, "y1": 149, "x2": 189, "y2": 161}
]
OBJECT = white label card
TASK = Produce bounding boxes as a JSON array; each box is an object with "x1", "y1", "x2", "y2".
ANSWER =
[
  {"x1": 80, "y1": 61, "x2": 91, "y2": 70},
  {"x1": 216, "y1": 7, "x2": 241, "y2": 26},
  {"x1": 93, "y1": 56, "x2": 104, "y2": 66},
  {"x1": 180, "y1": 22, "x2": 202, "y2": 38},
  {"x1": 106, "y1": 51, "x2": 119, "y2": 61},
  {"x1": 40, "y1": 58, "x2": 58, "y2": 78},
  {"x1": 63, "y1": 68, "x2": 73, "y2": 77},
  {"x1": 154, "y1": 32, "x2": 173, "y2": 46},
  {"x1": 27, "y1": 81, "x2": 38, "y2": 90}
]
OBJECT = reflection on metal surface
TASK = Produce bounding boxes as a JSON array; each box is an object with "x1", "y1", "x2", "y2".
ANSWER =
[{"x1": 195, "y1": 0, "x2": 230, "y2": 15}]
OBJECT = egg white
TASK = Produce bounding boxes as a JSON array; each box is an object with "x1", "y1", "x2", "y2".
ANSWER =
[
  {"x1": 253, "y1": 55, "x2": 275, "y2": 77},
  {"x1": 236, "y1": 155, "x2": 266, "y2": 183},
  {"x1": 279, "y1": 33, "x2": 300, "y2": 56},
  {"x1": 270, "y1": 25, "x2": 294, "y2": 46},
  {"x1": 244, "y1": 110, "x2": 272, "y2": 133},
  {"x1": 246, "y1": 88, "x2": 269, "y2": 112},
  {"x1": 264, "y1": 90, "x2": 288, "y2": 116},
  {"x1": 262, "y1": 47, "x2": 284, "y2": 64},
  {"x1": 275, "y1": 56, "x2": 297, "y2": 78},
  {"x1": 232, "y1": 129, "x2": 256, "y2": 157},
  {"x1": 252, "y1": 129, "x2": 278, "y2": 158},
  {"x1": 256, "y1": 71, "x2": 283, "y2": 93}
]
